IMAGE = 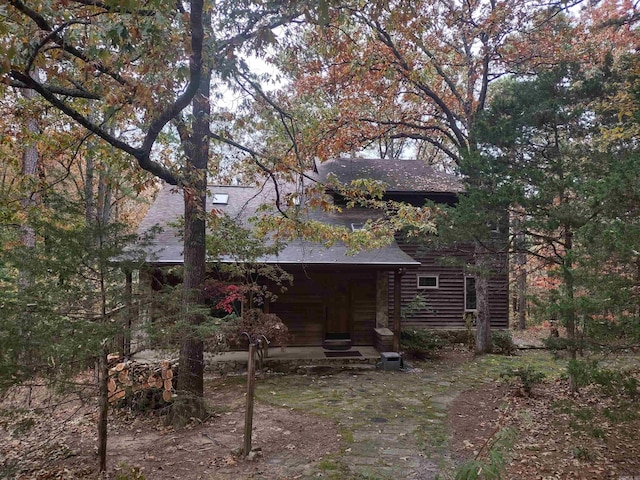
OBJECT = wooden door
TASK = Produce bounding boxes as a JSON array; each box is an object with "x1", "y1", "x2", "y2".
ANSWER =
[{"x1": 325, "y1": 279, "x2": 351, "y2": 339}]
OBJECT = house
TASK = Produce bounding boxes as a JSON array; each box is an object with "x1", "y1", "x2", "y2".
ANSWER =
[{"x1": 136, "y1": 157, "x2": 508, "y2": 351}]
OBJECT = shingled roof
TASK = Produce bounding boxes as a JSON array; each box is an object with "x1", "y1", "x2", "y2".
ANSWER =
[
  {"x1": 136, "y1": 183, "x2": 420, "y2": 268},
  {"x1": 313, "y1": 157, "x2": 464, "y2": 193},
  {"x1": 137, "y1": 158, "x2": 461, "y2": 267}
]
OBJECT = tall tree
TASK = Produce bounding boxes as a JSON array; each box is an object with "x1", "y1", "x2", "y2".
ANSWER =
[
  {"x1": 2, "y1": 0, "x2": 309, "y2": 405},
  {"x1": 277, "y1": 0, "x2": 581, "y2": 351},
  {"x1": 472, "y1": 40, "x2": 640, "y2": 381}
]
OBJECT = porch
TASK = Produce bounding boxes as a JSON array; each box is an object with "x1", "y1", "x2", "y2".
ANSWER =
[{"x1": 203, "y1": 346, "x2": 381, "y2": 375}]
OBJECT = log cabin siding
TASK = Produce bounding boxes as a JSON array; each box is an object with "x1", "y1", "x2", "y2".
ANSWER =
[
  {"x1": 390, "y1": 240, "x2": 509, "y2": 330},
  {"x1": 351, "y1": 275, "x2": 377, "y2": 345},
  {"x1": 268, "y1": 269, "x2": 378, "y2": 346}
]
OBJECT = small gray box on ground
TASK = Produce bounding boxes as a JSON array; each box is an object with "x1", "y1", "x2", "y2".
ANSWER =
[{"x1": 380, "y1": 352, "x2": 402, "y2": 371}]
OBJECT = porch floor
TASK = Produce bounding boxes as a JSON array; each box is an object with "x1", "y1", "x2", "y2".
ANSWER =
[
  {"x1": 205, "y1": 346, "x2": 382, "y2": 374},
  {"x1": 133, "y1": 346, "x2": 384, "y2": 374},
  {"x1": 209, "y1": 345, "x2": 380, "y2": 362}
]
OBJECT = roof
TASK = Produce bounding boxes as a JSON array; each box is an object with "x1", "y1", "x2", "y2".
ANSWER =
[
  {"x1": 313, "y1": 157, "x2": 464, "y2": 193},
  {"x1": 137, "y1": 183, "x2": 420, "y2": 268}
]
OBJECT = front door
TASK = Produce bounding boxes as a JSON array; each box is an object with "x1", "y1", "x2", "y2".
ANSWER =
[{"x1": 325, "y1": 280, "x2": 351, "y2": 340}]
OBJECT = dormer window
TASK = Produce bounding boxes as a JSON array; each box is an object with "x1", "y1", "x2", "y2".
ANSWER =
[{"x1": 212, "y1": 193, "x2": 229, "y2": 205}]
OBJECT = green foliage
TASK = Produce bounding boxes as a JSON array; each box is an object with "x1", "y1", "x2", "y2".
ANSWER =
[
  {"x1": 501, "y1": 366, "x2": 546, "y2": 396},
  {"x1": 0, "y1": 193, "x2": 147, "y2": 393},
  {"x1": 572, "y1": 446, "x2": 593, "y2": 461},
  {"x1": 542, "y1": 335, "x2": 573, "y2": 354},
  {"x1": 145, "y1": 299, "x2": 231, "y2": 353},
  {"x1": 490, "y1": 331, "x2": 517, "y2": 356},
  {"x1": 471, "y1": 58, "x2": 640, "y2": 356},
  {"x1": 401, "y1": 294, "x2": 430, "y2": 321},
  {"x1": 206, "y1": 213, "x2": 292, "y2": 305},
  {"x1": 465, "y1": 313, "x2": 476, "y2": 351},
  {"x1": 567, "y1": 360, "x2": 638, "y2": 397},
  {"x1": 567, "y1": 360, "x2": 599, "y2": 390},
  {"x1": 400, "y1": 328, "x2": 448, "y2": 360},
  {"x1": 454, "y1": 427, "x2": 517, "y2": 480},
  {"x1": 583, "y1": 315, "x2": 640, "y2": 350}
]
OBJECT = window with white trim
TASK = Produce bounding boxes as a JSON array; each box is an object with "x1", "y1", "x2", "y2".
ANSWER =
[
  {"x1": 417, "y1": 275, "x2": 439, "y2": 289},
  {"x1": 212, "y1": 193, "x2": 229, "y2": 205},
  {"x1": 465, "y1": 276, "x2": 477, "y2": 311}
]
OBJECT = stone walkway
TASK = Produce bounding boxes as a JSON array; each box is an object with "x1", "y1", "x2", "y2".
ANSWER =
[{"x1": 254, "y1": 352, "x2": 558, "y2": 479}]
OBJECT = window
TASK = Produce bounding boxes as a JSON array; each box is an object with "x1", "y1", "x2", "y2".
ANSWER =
[
  {"x1": 212, "y1": 193, "x2": 229, "y2": 205},
  {"x1": 417, "y1": 275, "x2": 439, "y2": 289},
  {"x1": 465, "y1": 276, "x2": 477, "y2": 311},
  {"x1": 351, "y1": 223, "x2": 365, "y2": 231}
]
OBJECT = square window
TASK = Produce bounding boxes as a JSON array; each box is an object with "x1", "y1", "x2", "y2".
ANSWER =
[{"x1": 417, "y1": 275, "x2": 438, "y2": 289}]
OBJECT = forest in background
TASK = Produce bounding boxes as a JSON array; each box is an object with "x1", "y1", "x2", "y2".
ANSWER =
[{"x1": 1, "y1": 0, "x2": 640, "y2": 477}]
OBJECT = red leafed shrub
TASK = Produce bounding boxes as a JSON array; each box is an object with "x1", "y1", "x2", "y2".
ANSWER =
[{"x1": 204, "y1": 280, "x2": 247, "y2": 314}]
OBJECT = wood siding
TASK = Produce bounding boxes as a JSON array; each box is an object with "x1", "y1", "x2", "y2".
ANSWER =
[
  {"x1": 268, "y1": 269, "x2": 378, "y2": 346},
  {"x1": 389, "y1": 241, "x2": 509, "y2": 330},
  {"x1": 351, "y1": 276, "x2": 377, "y2": 345}
]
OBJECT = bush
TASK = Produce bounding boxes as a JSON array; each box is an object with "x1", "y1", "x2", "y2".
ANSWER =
[
  {"x1": 501, "y1": 366, "x2": 546, "y2": 396},
  {"x1": 400, "y1": 329, "x2": 448, "y2": 360},
  {"x1": 224, "y1": 309, "x2": 290, "y2": 347},
  {"x1": 455, "y1": 427, "x2": 516, "y2": 480},
  {"x1": 491, "y1": 330, "x2": 517, "y2": 355},
  {"x1": 543, "y1": 335, "x2": 572, "y2": 352},
  {"x1": 568, "y1": 360, "x2": 638, "y2": 397}
]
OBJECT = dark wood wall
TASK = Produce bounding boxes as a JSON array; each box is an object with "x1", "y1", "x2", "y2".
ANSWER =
[
  {"x1": 389, "y1": 241, "x2": 509, "y2": 330},
  {"x1": 268, "y1": 269, "x2": 378, "y2": 346}
]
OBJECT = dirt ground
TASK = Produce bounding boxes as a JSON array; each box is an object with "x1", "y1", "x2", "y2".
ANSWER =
[
  {"x1": 2, "y1": 327, "x2": 640, "y2": 480},
  {"x1": 0, "y1": 376, "x2": 340, "y2": 480}
]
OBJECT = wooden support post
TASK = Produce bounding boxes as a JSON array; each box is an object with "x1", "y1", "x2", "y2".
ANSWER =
[
  {"x1": 392, "y1": 269, "x2": 402, "y2": 351},
  {"x1": 124, "y1": 269, "x2": 133, "y2": 357},
  {"x1": 243, "y1": 342, "x2": 256, "y2": 457},
  {"x1": 97, "y1": 342, "x2": 109, "y2": 473}
]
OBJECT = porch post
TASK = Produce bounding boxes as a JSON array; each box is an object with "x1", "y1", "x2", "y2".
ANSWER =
[
  {"x1": 392, "y1": 269, "x2": 403, "y2": 351},
  {"x1": 376, "y1": 271, "x2": 389, "y2": 328}
]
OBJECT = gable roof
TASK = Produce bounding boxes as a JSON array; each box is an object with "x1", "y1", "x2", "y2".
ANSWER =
[
  {"x1": 137, "y1": 183, "x2": 420, "y2": 268},
  {"x1": 314, "y1": 157, "x2": 464, "y2": 193}
]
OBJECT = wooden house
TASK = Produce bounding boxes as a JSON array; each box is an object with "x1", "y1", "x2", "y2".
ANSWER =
[{"x1": 137, "y1": 158, "x2": 508, "y2": 351}]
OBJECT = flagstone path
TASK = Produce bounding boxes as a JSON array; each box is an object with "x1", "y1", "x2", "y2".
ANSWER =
[{"x1": 255, "y1": 350, "x2": 560, "y2": 479}]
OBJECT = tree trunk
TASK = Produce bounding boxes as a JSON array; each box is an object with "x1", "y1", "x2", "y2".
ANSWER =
[
  {"x1": 84, "y1": 148, "x2": 95, "y2": 225},
  {"x1": 97, "y1": 343, "x2": 109, "y2": 473},
  {"x1": 517, "y1": 258, "x2": 527, "y2": 330},
  {"x1": 243, "y1": 342, "x2": 256, "y2": 457},
  {"x1": 97, "y1": 164, "x2": 112, "y2": 226},
  {"x1": 475, "y1": 276, "x2": 491, "y2": 354},
  {"x1": 563, "y1": 229, "x2": 576, "y2": 352},
  {"x1": 18, "y1": 71, "x2": 40, "y2": 287},
  {"x1": 474, "y1": 243, "x2": 492, "y2": 354},
  {"x1": 562, "y1": 228, "x2": 578, "y2": 392},
  {"x1": 175, "y1": 62, "x2": 211, "y2": 412}
]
